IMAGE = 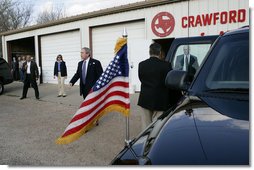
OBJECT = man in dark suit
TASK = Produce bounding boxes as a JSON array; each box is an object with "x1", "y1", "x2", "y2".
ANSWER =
[
  {"x1": 20, "y1": 55, "x2": 40, "y2": 100},
  {"x1": 138, "y1": 42, "x2": 172, "y2": 130},
  {"x1": 69, "y1": 47, "x2": 103, "y2": 100},
  {"x1": 175, "y1": 45, "x2": 199, "y2": 79}
]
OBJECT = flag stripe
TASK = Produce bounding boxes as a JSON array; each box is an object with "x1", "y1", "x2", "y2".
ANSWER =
[
  {"x1": 70, "y1": 91, "x2": 129, "y2": 123},
  {"x1": 79, "y1": 82, "x2": 129, "y2": 110},
  {"x1": 62, "y1": 101, "x2": 129, "y2": 137},
  {"x1": 81, "y1": 81, "x2": 129, "y2": 108},
  {"x1": 74, "y1": 85, "x2": 129, "y2": 117},
  {"x1": 84, "y1": 77, "x2": 129, "y2": 101},
  {"x1": 56, "y1": 105, "x2": 129, "y2": 144},
  {"x1": 64, "y1": 96, "x2": 129, "y2": 133}
]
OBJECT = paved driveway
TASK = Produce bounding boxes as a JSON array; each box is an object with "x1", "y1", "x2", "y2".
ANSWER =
[{"x1": 0, "y1": 82, "x2": 142, "y2": 166}]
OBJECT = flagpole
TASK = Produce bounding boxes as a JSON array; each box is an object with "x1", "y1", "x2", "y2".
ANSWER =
[{"x1": 122, "y1": 28, "x2": 130, "y2": 146}]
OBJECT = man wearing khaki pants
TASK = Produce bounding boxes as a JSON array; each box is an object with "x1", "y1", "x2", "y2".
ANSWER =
[
  {"x1": 54, "y1": 54, "x2": 67, "y2": 97},
  {"x1": 138, "y1": 43, "x2": 172, "y2": 130}
]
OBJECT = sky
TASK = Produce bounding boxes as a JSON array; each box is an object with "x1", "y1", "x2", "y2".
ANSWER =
[{"x1": 18, "y1": 0, "x2": 145, "y2": 24}]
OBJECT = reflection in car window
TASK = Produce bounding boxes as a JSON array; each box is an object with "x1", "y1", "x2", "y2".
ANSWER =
[
  {"x1": 206, "y1": 34, "x2": 249, "y2": 90},
  {"x1": 172, "y1": 44, "x2": 211, "y2": 70}
]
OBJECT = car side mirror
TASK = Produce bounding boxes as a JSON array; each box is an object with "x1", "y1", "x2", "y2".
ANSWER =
[{"x1": 165, "y1": 70, "x2": 190, "y2": 91}]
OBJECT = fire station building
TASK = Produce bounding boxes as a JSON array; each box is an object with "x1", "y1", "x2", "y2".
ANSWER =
[{"x1": 0, "y1": 0, "x2": 249, "y2": 92}]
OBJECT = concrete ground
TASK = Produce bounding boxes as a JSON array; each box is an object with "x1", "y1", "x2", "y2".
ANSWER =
[{"x1": 0, "y1": 81, "x2": 142, "y2": 166}]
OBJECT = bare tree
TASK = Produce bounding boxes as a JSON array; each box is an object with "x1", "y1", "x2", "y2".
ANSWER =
[
  {"x1": 0, "y1": 0, "x2": 33, "y2": 58},
  {"x1": 36, "y1": 4, "x2": 66, "y2": 24},
  {"x1": 0, "y1": 0, "x2": 33, "y2": 32}
]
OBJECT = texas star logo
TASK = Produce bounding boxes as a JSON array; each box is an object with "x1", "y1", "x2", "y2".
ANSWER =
[{"x1": 151, "y1": 12, "x2": 175, "y2": 37}]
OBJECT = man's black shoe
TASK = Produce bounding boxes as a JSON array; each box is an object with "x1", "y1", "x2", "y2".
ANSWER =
[
  {"x1": 95, "y1": 120, "x2": 99, "y2": 126},
  {"x1": 20, "y1": 97, "x2": 26, "y2": 100},
  {"x1": 36, "y1": 97, "x2": 40, "y2": 100}
]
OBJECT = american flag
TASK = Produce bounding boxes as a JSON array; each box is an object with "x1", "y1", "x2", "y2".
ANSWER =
[{"x1": 56, "y1": 38, "x2": 130, "y2": 144}]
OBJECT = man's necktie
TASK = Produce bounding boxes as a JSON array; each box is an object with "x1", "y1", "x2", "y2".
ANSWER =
[
  {"x1": 82, "y1": 60, "x2": 86, "y2": 84},
  {"x1": 185, "y1": 55, "x2": 189, "y2": 71}
]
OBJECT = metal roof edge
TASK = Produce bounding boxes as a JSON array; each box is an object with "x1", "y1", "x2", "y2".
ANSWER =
[{"x1": 0, "y1": 0, "x2": 183, "y2": 36}]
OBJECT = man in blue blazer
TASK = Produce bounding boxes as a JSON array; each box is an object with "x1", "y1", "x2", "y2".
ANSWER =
[{"x1": 69, "y1": 47, "x2": 103, "y2": 100}]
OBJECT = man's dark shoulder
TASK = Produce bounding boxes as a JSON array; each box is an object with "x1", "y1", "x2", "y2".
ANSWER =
[
  {"x1": 138, "y1": 60, "x2": 147, "y2": 69},
  {"x1": 160, "y1": 60, "x2": 171, "y2": 69},
  {"x1": 31, "y1": 61, "x2": 37, "y2": 65},
  {"x1": 153, "y1": 58, "x2": 170, "y2": 66},
  {"x1": 90, "y1": 58, "x2": 101, "y2": 63},
  {"x1": 139, "y1": 58, "x2": 151, "y2": 65}
]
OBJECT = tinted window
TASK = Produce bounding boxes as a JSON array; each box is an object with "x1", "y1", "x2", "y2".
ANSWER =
[
  {"x1": 172, "y1": 44, "x2": 211, "y2": 71},
  {"x1": 205, "y1": 33, "x2": 249, "y2": 90},
  {"x1": 0, "y1": 58, "x2": 12, "y2": 80}
]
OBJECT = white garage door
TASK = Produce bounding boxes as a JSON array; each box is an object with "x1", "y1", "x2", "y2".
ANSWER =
[
  {"x1": 41, "y1": 30, "x2": 81, "y2": 84},
  {"x1": 92, "y1": 21, "x2": 149, "y2": 93}
]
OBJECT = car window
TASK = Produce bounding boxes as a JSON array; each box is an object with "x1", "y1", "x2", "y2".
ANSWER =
[
  {"x1": 206, "y1": 33, "x2": 249, "y2": 90},
  {"x1": 0, "y1": 59, "x2": 8, "y2": 74},
  {"x1": 172, "y1": 43, "x2": 211, "y2": 77},
  {"x1": 172, "y1": 44, "x2": 211, "y2": 71},
  {"x1": 0, "y1": 58, "x2": 12, "y2": 78}
]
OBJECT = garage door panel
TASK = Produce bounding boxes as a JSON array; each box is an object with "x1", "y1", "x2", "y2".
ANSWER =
[
  {"x1": 41, "y1": 30, "x2": 81, "y2": 84},
  {"x1": 42, "y1": 41, "x2": 80, "y2": 48},
  {"x1": 42, "y1": 45, "x2": 80, "y2": 54},
  {"x1": 92, "y1": 21, "x2": 145, "y2": 93}
]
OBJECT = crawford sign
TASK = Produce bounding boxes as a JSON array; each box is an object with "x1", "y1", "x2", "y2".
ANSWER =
[
  {"x1": 151, "y1": 9, "x2": 247, "y2": 37},
  {"x1": 182, "y1": 9, "x2": 246, "y2": 28}
]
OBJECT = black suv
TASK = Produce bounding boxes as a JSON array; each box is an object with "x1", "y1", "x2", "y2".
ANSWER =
[
  {"x1": 0, "y1": 58, "x2": 13, "y2": 95},
  {"x1": 111, "y1": 26, "x2": 249, "y2": 165}
]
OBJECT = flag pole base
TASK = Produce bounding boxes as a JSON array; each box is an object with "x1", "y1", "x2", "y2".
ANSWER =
[{"x1": 125, "y1": 139, "x2": 131, "y2": 147}]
